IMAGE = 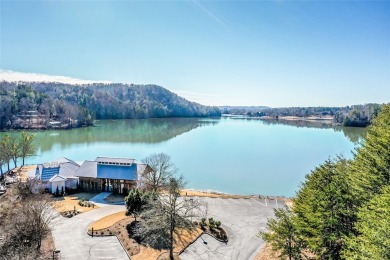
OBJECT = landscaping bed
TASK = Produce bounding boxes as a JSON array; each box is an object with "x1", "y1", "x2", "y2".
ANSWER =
[
  {"x1": 88, "y1": 211, "x2": 127, "y2": 232},
  {"x1": 52, "y1": 193, "x2": 99, "y2": 213},
  {"x1": 62, "y1": 210, "x2": 80, "y2": 218},
  {"x1": 87, "y1": 212, "x2": 203, "y2": 260},
  {"x1": 197, "y1": 217, "x2": 228, "y2": 242}
]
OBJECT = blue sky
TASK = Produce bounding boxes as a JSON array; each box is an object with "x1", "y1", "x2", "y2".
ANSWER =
[{"x1": 1, "y1": 1, "x2": 389, "y2": 107}]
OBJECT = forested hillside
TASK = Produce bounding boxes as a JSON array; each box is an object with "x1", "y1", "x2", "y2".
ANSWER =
[{"x1": 0, "y1": 81, "x2": 221, "y2": 130}]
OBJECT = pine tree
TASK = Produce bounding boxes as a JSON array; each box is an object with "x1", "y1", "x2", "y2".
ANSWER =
[
  {"x1": 125, "y1": 189, "x2": 149, "y2": 222},
  {"x1": 260, "y1": 206, "x2": 304, "y2": 260},
  {"x1": 343, "y1": 186, "x2": 390, "y2": 259},
  {"x1": 348, "y1": 104, "x2": 390, "y2": 203},
  {"x1": 293, "y1": 157, "x2": 355, "y2": 259}
]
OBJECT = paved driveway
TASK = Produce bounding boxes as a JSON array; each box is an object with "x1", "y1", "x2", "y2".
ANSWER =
[
  {"x1": 50, "y1": 203, "x2": 127, "y2": 259},
  {"x1": 180, "y1": 197, "x2": 283, "y2": 260},
  {"x1": 50, "y1": 194, "x2": 282, "y2": 260}
]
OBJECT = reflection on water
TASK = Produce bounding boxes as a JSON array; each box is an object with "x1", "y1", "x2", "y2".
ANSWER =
[
  {"x1": 0, "y1": 117, "x2": 365, "y2": 196},
  {"x1": 0, "y1": 118, "x2": 219, "y2": 153},
  {"x1": 245, "y1": 118, "x2": 366, "y2": 144}
]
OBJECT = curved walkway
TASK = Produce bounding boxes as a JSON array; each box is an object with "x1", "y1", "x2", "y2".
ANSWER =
[{"x1": 50, "y1": 195, "x2": 127, "y2": 260}]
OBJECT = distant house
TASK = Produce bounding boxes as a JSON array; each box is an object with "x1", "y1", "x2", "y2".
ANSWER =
[
  {"x1": 36, "y1": 157, "x2": 81, "y2": 194},
  {"x1": 48, "y1": 121, "x2": 61, "y2": 129},
  {"x1": 75, "y1": 157, "x2": 152, "y2": 194}
]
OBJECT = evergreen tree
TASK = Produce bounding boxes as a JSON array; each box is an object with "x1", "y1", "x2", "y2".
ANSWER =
[
  {"x1": 342, "y1": 186, "x2": 390, "y2": 259},
  {"x1": 125, "y1": 188, "x2": 149, "y2": 222},
  {"x1": 348, "y1": 104, "x2": 390, "y2": 204},
  {"x1": 55, "y1": 186, "x2": 59, "y2": 197},
  {"x1": 260, "y1": 206, "x2": 304, "y2": 260},
  {"x1": 259, "y1": 106, "x2": 390, "y2": 259},
  {"x1": 293, "y1": 157, "x2": 355, "y2": 259}
]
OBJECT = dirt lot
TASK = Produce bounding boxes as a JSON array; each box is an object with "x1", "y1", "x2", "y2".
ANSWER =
[
  {"x1": 181, "y1": 189, "x2": 288, "y2": 201},
  {"x1": 8, "y1": 165, "x2": 37, "y2": 182},
  {"x1": 254, "y1": 243, "x2": 280, "y2": 260},
  {"x1": 52, "y1": 193, "x2": 100, "y2": 213}
]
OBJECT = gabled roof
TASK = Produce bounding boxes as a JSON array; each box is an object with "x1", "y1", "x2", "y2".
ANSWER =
[
  {"x1": 95, "y1": 157, "x2": 135, "y2": 165},
  {"x1": 54, "y1": 157, "x2": 80, "y2": 166},
  {"x1": 75, "y1": 161, "x2": 98, "y2": 178},
  {"x1": 49, "y1": 174, "x2": 66, "y2": 182},
  {"x1": 58, "y1": 162, "x2": 80, "y2": 178},
  {"x1": 37, "y1": 159, "x2": 80, "y2": 181}
]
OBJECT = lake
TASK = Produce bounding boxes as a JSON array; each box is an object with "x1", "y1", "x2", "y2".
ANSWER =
[{"x1": 0, "y1": 118, "x2": 365, "y2": 197}]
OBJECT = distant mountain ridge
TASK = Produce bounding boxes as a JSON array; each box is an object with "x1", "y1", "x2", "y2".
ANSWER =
[{"x1": 0, "y1": 81, "x2": 221, "y2": 130}]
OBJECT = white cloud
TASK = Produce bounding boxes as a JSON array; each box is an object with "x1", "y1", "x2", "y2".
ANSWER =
[{"x1": 0, "y1": 69, "x2": 110, "y2": 85}]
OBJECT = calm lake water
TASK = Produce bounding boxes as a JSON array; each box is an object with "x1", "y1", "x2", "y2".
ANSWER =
[{"x1": 1, "y1": 118, "x2": 365, "y2": 197}]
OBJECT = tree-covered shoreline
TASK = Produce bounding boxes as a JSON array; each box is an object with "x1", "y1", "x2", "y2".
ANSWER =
[
  {"x1": 0, "y1": 81, "x2": 221, "y2": 130},
  {"x1": 222, "y1": 104, "x2": 383, "y2": 127}
]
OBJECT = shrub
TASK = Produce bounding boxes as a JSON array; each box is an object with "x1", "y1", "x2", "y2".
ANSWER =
[
  {"x1": 208, "y1": 217, "x2": 214, "y2": 225},
  {"x1": 215, "y1": 220, "x2": 221, "y2": 228},
  {"x1": 209, "y1": 222, "x2": 216, "y2": 229},
  {"x1": 78, "y1": 198, "x2": 86, "y2": 206}
]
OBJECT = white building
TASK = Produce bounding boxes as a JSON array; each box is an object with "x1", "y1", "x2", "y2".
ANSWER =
[{"x1": 36, "y1": 157, "x2": 80, "y2": 194}]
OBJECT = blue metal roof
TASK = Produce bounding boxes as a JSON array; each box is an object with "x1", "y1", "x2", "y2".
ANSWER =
[
  {"x1": 97, "y1": 164, "x2": 137, "y2": 181},
  {"x1": 41, "y1": 167, "x2": 60, "y2": 181}
]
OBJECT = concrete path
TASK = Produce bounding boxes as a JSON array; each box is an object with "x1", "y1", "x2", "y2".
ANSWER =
[
  {"x1": 90, "y1": 192, "x2": 125, "y2": 207},
  {"x1": 89, "y1": 192, "x2": 112, "y2": 207},
  {"x1": 50, "y1": 203, "x2": 127, "y2": 260},
  {"x1": 180, "y1": 197, "x2": 283, "y2": 260}
]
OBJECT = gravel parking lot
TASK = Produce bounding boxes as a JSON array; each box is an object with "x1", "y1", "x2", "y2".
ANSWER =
[{"x1": 180, "y1": 197, "x2": 283, "y2": 260}]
